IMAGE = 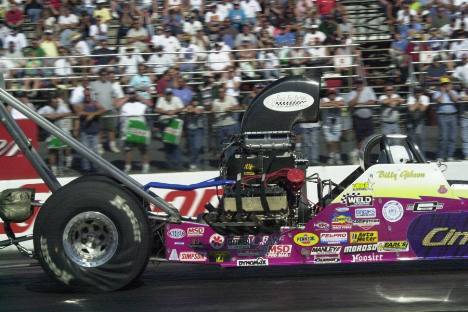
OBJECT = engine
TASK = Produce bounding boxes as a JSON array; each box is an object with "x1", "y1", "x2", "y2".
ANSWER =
[{"x1": 203, "y1": 74, "x2": 321, "y2": 235}]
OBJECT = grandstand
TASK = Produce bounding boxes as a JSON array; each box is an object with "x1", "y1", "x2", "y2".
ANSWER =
[{"x1": 0, "y1": 0, "x2": 466, "y2": 175}]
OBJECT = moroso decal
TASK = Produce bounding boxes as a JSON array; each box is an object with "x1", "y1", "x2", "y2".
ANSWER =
[
  {"x1": 343, "y1": 244, "x2": 378, "y2": 254},
  {"x1": 407, "y1": 212, "x2": 468, "y2": 258},
  {"x1": 293, "y1": 232, "x2": 319, "y2": 247}
]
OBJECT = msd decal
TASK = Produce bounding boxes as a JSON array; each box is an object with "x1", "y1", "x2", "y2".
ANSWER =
[
  {"x1": 187, "y1": 227, "x2": 205, "y2": 237},
  {"x1": 267, "y1": 245, "x2": 292, "y2": 258},
  {"x1": 408, "y1": 212, "x2": 468, "y2": 258}
]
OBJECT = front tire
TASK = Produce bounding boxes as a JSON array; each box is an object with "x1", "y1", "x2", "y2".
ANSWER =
[{"x1": 33, "y1": 179, "x2": 151, "y2": 291}]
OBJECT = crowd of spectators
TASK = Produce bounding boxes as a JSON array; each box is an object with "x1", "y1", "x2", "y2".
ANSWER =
[{"x1": 0, "y1": 0, "x2": 467, "y2": 174}]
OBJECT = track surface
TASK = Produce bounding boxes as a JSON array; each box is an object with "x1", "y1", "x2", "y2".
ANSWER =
[{"x1": 0, "y1": 257, "x2": 467, "y2": 312}]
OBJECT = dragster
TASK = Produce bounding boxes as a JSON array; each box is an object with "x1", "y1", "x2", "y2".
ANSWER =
[{"x1": 0, "y1": 73, "x2": 466, "y2": 291}]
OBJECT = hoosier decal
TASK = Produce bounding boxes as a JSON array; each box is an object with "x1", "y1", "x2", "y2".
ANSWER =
[{"x1": 408, "y1": 212, "x2": 468, "y2": 257}]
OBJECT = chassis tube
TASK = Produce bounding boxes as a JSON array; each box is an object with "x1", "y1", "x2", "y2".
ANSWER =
[{"x1": 0, "y1": 88, "x2": 181, "y2": 221}]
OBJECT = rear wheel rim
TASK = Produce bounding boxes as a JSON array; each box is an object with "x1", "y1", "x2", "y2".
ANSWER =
[{"x1": 62, "y1": 211, "x2": 119, "y2": 268}]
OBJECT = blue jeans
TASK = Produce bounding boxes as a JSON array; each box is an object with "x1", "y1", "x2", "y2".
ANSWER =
[
  {"x1": 301, "y1": 127, "x2": 320, "y2": 164},
  {"x1": 437, "y1": 114, "x2": 457, "y2": 159},
  {"x1": 407, "y1": 122, "x2": 425, "y2": 152},
  {"x1": 187, "y1": 128, "x2": 203, "y2": 166},
  {"x1": 462, "y1": 117, "x2": 468, "y2": 158},
  {"x1": 382, "y1": 122, "x2": 400, "y2": 135},
  {"x1": 80, "y1": 133, "x2": 99, "y2": 171},
  {"x1": 215, "y1": 124, "x2": 239, "y2": 152},
  {"x1": 27, "y1": 8, "x2": 42, "y2": 22},
  {"x1": 164, "y1": 143, "x2": 183, "y2": 169}
]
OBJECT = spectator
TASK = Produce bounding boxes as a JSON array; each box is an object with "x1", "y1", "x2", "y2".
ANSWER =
[
  {"x1": 92, "y1": 39, "x2": 117, "y2": 70},
  {"x1": 461, "y1": 88, "x2": 468, "y2": 160},
  {"x1": 337, "y1": 14, "x2": 354, "y2": 37},
  {"x1": 228, "y1": 1, "x2": 247, "y2": 31},
  {"x1": 396, "y1": 3, "x2": 417, "y2": 25},
  {"x1": 69, "y1": 76, "x2": 90, "y2": 107},
  {"x1": 425, "y1": 56, "x2": 448, "y2": 86},
  {"x1": 4, "y1": 28, "x2": 27, "y2": 53},
  {"x1": 119, "y1": 46, "x2": 144, "y2": 76},
  {"x1": 24, "y1": 0, "x2": 43, "y2": 23},
  {"x1": 433, "y1": 77, "x2": 460, "y2": 161},
  {"x1": 22, "y1": 48, "x2": 43, "y2": 92},
  {"x1": 90, "y1": 68, "x2": 122, "y2": 154},
  {"x1": 163, "y1": 8, "x2": 183, "y2": 35},
  {"x1": 8, "y1": 91, "x2": 35, "y2": 119},
  {"x1": 129, "y1": 63, "x2": 154, "y2": 100},
  {"x1": 304, "y1": 24, "x2": 326, "y2": 45},
  {"x1": 346, "y1": 78, "x2": 377, "y2": 163},
  {"x1": 185, "y1": 99, "x2": 205, "y2": 170},
  {"x1": 89, "y1": 16, "x2": 108, "y2": 42},
  {"x1": 183, "y1": 14, "x2": 203, "y2": 36},
  {"x1": 127, "y1": 18, "x2": 149, "y2": 52},
  {"x1": 37, "y1": 93, "x2": 73, "y2": 174},
  {"x1": 224, "y1": 67, "x2": 242, "y2": 98},
  {"x1": 94, "y1": 0, "x2": 112, "y2": 23},
  {"x1": 406, "y1": 86, "x2": 430, "y2": 152},
  {"x1": 241, "y1": 0, "x2": 261, "y2": 25},
  {"x1": 235, "y1": 25, "x2": 258, "y2": 48},
  {"x1": 274, "y1": 24, "x2": 296, "y2": 47},
  {"x1": 297, "y1": 119, "x2": 321, "y2": 165},
  {"x1": 54, "y1": 47, "x2": 74, "y2": 83},
  {"x1": 379, "y1": 85, "x2": 405, "y2": 134},
  {"x1": 117, "y1": 87, "x2": 152, "y2": 173},
  {"x1": 207, "y1": 42, "x2": 232, "y2": 72},
  {"x1": 178, "y1": 34, "x2": 200, "y2": 74},
  {"x1": 321, "y1": 88, "x2": 344, "y2": 165},
  {"x1": 217, "y1": 0, "x2": 233, "y2": 22},
  {"x1": 452, "y1": 54, "x2": 468, "y2": 87},
  {"x1": 5, "y1": 3, "x2": 24, "y2": 28},
  {"x1": 257, "y1": 41, "x2": 279, "y2": 79},
  {"x1": 151, "y1": 27, "x2": 180, "y2": 57},
  {"x1": 40, "y1": 29, "x2": 59, "y2": 57},
  {"x1": 211, "y1": 86, "x2": 241, "y2": 152},
  {"x1": 146, "y1": 45, "x2": 172, "y2": 75},
  {"x1": 172, "y1": 77, "x2": 193, "y2": 106},
  {"x1": 74, "y1": 88, "x2": 106, "y2": 172},
  {"x1": 116, "y1": 3, "x2": 135, "y2": 45},
  {"x1": 154, "y1": 88, "x2": 185, "y2": 169}
]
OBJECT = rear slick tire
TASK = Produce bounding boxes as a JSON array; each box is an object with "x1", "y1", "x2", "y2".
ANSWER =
[{"x1": 33, "y1": 179, "x2": 151, "y2": 292}]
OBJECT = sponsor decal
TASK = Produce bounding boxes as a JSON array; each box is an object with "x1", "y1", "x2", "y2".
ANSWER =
[
  {"x1": 438, "y1": 185, "x2": 448, "y2": 194},
  {"x1": 351, "y1": 253, "x2": 383, "y2": 263},
  {"x1": 314, "y1": 256, "x2": 341, "y2": 264},
  {"x1": 263, "y1": 91, "x2": 314, "y2": 112},
  {"x1": 355, "y1": 208, "x2": 377, "y2": 219},
  {"x1": 331, "y1": 211, "x2": 353, "y2": 230},
  {"x1": 209, "y1": 234, "x2": 225, "y2": 249},
  {"x1": 179, "y1": 251, "x2": 207, "y2": 262},
  {"x1": 187, "y1": 227, "x2": 205, "y2": 237},
  {"x1": 343, "y1": 244, "x2": 378, "y2": 254},
  {"x1": 353, "y1": 219, "x2": 380, "y2": 230},
  {"x1": 320, "y1": 232, "x2": 348, "y2": 245},
  {"x1": 310, "y1": 246, "x2": 342, "y2": 255},
  {"x1": 267, "y1": 244, "x2": 292, "y2": 258},
  {"x1": 237, "y1": 250, "x2": 263, "y2": 257},
  {"x1": 376, "y1": 170, "x2": 425, "y2": 181},
  {"x1": 342, "y1": 194, "x2": 373, "y2": 207},
  {"x1": 169, "y1": 249, "x2": 179, "y2": 261},
  {"x1": 350, "y1": 231, "x2": 378, "y2": 244},
  {"x1": 382, "y1": 200, "x2": 404, "y2": 222},
  {"x1": 335, "y1": 207, "x2": 349, "y2": 212},
  {"x1": 352, "y1": 182, "x2": 372, "y2": 191},
  {"x1": 314, "y1": 221, "x2": 330, "y2": 231},
  {"x1": 227, "y1": 236, "x2": 255, "y2": 249},
  {"x1": 174, "y1": 242, "x2": 184, "y2": 246},
  {"x1": 407, "y1": 202, "x2": 444, "y2": 212},
  {"x1": 208, "y1": 251, "x2": 231, "y2": 263},
  {"x1": 237, "y1": 257, "x2": 269, "y2": 267},
  {"x1": 408, "y1": 212, "x2": 468, "y2": 257},
  {"x1": 168, "y1": 228, "x2": 186, "y2": 239},
  {"x1": 422, "y1": 228, "x2": 467, "y2": 247},
  {"x1": 377, "y1": 241, "x2": 409, "y2": 252},
  {"x1": 189, "y1": 238, "x2": 203, "y2": 248},
  {"x1": 293, "y1": 232, "x2": 319, "y2": 247}
]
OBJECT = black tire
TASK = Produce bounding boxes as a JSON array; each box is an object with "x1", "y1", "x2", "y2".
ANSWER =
[{"x1": 33, "y1": 179, "x2": 151, "y2": 292}]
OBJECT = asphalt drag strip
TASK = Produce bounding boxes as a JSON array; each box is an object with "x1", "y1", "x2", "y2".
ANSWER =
[{"x1": 0, "y1": 257, "x2": 467, "y2": 312}]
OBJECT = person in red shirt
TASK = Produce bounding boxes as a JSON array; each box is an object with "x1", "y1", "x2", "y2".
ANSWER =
[
  {"x1": 315, "y1": 0, "x2": 336, "y2": 16},
  {"x1": 5, "y1": 3, "x2": 24, "y2": 28}
]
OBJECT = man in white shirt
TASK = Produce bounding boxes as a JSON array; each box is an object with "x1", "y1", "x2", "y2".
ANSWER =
[
  {"x1": 211, "y1": 86, "x2": 240, "y2": 152},
  {"x1": 126, "y1": 19, "x2": 149, "y2": 52},
  {"x1": 119, "y1": 47, "x2": 145, "y2": 75},
  {"x1": 241, "y1": 0, "x2": 261, "y2": 24},
  {"x1": 3, "y1": 28, "x2": 27, "y2": 52},
  {"x1": 379, "y1": 85, "x2": 405, "y2": 135},
  {"x1": 303, "y1": 25, "x2": 326, "y2": 45},
  {"x1": 116, "y1": 87, "x2": 152, "y2": 173},
  {"x1": 155, "y1": 88, "x2": 186, "y2": 169},
  {"x1": 8, "y1": 91, "x2": 35, "y2": 119},
  {"x1": 182, "y1": 15, "x2": 203, "y2": 36},
  {"x1": 216, "y1": 0, "x2": 233, "y2": 21},
  {"x1": 151, "y1": 28, "x2": 181, "y2": 53},
  {"x1": 406, "y1": 86, "x2": 430, "y2": 152},
  {"x1": 452, "y1": 54, "x2": 468, "y2": 87},
  {"x1": 146, "y1": 45, "x2": 172, "y2": 75},
  {"x1": 58, "y1": 7, "x2": 79, "y2": 29},
  {"x1": 207, "y1": 42, "x2": 232, "y2": 71}
]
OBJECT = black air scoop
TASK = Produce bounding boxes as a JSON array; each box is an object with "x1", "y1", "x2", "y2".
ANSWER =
[{"x1": 240, "y1": 74, "x2": 321, "y2": 133}]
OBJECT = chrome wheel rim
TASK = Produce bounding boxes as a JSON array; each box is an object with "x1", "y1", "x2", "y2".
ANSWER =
[{"x1": 63, "y1": 211, "x2": 118, "y2": 268}]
